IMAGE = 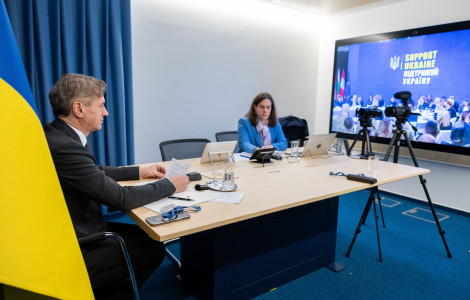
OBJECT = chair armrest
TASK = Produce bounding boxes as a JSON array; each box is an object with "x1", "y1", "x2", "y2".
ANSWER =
[{"x1": 78, "y1": 232, "x2": 106, "y2": 244}]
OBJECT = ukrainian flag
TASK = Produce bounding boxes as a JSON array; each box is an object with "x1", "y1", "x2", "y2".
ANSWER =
[{"x1": 0, "y1": 1, "x2": 93, "y2": 299}]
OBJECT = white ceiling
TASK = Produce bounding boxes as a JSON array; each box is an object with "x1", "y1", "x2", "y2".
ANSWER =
[{"x1": 261, "y1": 0, "x2": 406, "y2": 15}]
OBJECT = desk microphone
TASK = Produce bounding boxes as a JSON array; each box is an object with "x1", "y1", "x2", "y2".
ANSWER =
[{"x1": 195, "y1": 184, "x2": 209, "y2": 191}]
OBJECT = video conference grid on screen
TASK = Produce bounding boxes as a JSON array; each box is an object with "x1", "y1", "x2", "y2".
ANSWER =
[{"x1": 329, "y1": 21, "x2": 470, "y2": 154}]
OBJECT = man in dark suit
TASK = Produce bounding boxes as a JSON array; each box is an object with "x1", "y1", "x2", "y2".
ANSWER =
[{"x1": 44, "y1": 73, "x2": 189, "y2": 299}]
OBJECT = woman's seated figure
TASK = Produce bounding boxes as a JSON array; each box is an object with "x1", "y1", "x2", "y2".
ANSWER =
[
  {"x1": 436, "y1": 108, "x2": 452, "y2": 131},
  {"x1": 237, "y1": 92, "x2": 287, "y2": 153}
]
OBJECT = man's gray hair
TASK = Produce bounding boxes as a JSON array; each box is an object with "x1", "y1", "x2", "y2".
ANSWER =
[{"x1": 49, "y1": 73, "x2": 107, "y2": 117}]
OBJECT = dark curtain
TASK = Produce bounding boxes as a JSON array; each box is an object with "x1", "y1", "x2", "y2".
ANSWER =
[{"x1": 4, "y1": 0, "x2": 135, "y2": 166}]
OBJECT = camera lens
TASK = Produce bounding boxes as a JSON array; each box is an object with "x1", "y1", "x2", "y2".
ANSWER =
[
  {"x1": 385, "y1": 107, "x2": 397, "y2": 118},
  {"x1": 385, "y1": 106, "x2": 410, "y2": 118}
]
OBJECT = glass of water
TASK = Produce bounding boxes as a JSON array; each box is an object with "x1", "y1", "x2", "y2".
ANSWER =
[
  {"x1": 209, "y1": 152, "x2": 227, "y2": 187},
  {"x1": 290, "y1": 140, "x2": 299, "y2": 157},
  {"x1": 222, "y1": 153, "x2": 235, "y2": 190},
  {"x1": 367, "y1": 155, "x2": 380, "y2": 178}
]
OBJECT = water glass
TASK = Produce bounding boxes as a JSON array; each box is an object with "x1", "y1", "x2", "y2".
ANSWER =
[
  {"x1": 290, "y1": 140, "x2": 299, "y2": 157},
  {"x1": 367, "y1": 155, "x2": 379, "y2": 178},
  {"x1": 222, "y1": 154, "x2": 235, "y2": 190},
  {"x1": 209, "y1": 152, "x2": 227, "y2": 187}
]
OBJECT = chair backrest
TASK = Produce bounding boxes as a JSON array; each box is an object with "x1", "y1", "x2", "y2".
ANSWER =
[
  {"x1": 278, "y1": 115, "x2": 309, "y2": 147},
  {"x1": 159, "y1": 138, "x2": 211, "y2": 161},
  {"x1": 215, "y1": 131, "x2": 239, "y2": 152},
  {"x1": 215, "y1": 131, "x2": 238, "y2": 142}
]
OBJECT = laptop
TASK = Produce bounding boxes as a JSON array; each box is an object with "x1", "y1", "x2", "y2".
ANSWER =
[
  {"x1": 200, "y1": 141, "x2": 237, "y2": 163},
  {"x1": 300, "y1": 133, "x2": 337, "y2": 157}
]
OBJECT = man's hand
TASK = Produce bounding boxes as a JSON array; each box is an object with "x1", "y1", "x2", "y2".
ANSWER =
[
  {"x1": 140, "y1": 164, "x2": 166, "y2": 179},
  {"x1": 169, "y1": 175, "x2": 190, "y2": 193}
]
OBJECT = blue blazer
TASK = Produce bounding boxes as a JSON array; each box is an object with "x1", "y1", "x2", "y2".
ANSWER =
[{"x1": 237, "y1": 117, "x2": 287, "y2": 153}]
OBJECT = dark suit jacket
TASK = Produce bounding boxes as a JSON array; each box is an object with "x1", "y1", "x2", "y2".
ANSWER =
[{"x1": 44, "y1": 118, "x2": 176, "y2": 238}]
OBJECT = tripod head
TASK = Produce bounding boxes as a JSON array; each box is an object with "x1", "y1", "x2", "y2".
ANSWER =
[{"x1": 358, "y1": 116, "x2": 373, "y2": 128}]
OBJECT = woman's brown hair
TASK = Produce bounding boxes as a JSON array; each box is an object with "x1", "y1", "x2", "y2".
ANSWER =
[{"x1": 245, "y1": 92, "x2": 278, "y2": 127}]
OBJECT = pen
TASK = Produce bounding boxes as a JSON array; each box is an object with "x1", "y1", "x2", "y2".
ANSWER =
[
  {"x1": 168, "y1": 196, "x2": 194, "y2": 201},
  {"x1": 240, "y1": 155, "x2": 250, "y2": 158}
]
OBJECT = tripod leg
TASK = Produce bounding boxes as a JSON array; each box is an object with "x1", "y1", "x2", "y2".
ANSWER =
[
  {"x1": 347, "y1": 130, "x2": 362, "y2": 156},
  {"x1": 365, "y1": 130, "x2": 373, "y2": 155},
  {"x1": 346, "y1": 188, "x2": 375, "y2": 257},
  {"x1": 402, "y1": 134, "x2": 452, "y2": 258},
  {"x1": 392, "y1": 130, "x2": 401, "y2": 163},
  {"x1": 360, "y1": 188, "x2": 375, "y2": 225},
  {"x1": 371, "y1": 187, "x2": 383, "y2": 262},
  {"x1": 361, "y1": 131, "x2": 367, "y2": 157},
  {"x1": 376, "y1": 189, "x2": 385, "y2": 228},
  {"x1": 383, "y1": 130, "x2": 399, "y2": 162}
]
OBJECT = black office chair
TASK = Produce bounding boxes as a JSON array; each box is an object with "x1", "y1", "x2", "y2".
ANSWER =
[
  {"x1": 215, "y1": 131, "x2": 238, "y2": 142},
  {"x1": 279, "y1": 115, "x2": 309, "y2": 147},
  {"x1": 159, "y1": 138, "x2": 211, "y2": 161},
  {"x1": 158, "y1": 138, "x2": 210, "y2": 269},
  {"x1": 215, "y1": 131, "x2": 239, "y2": 152},
  {"x1": 78, "y1": 232, "x2": 140, "y2": 300}
]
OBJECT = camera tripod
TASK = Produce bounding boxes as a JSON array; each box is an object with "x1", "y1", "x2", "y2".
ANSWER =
[
  {"x1": 346, "y1": 119, "x2": 452, "y2": 261},
  {"x1": 346, "y1": 117, "x2": 375, "y2": 159},
  {"x1": 346, "y1": 117, "x2": 386, "y2": 227}
]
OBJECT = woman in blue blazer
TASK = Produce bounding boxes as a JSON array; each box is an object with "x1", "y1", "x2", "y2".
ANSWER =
[{"x1": 237, "y1": 92, "x2": 287, "y2": 153}]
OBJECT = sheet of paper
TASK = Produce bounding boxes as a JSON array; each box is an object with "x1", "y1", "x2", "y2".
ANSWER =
[
  {"x1": 144, "y1": 189, "x2": 218, "y2": 213},
  {"x1": 205, "y1": 190, "x2": 245, "y2": 204},
  {"x1": 165, "y1": 158, "x2": 191, "y2": 178},
  {"x1": 234, "y1": 153, "x2": 250, "y2": 162}
]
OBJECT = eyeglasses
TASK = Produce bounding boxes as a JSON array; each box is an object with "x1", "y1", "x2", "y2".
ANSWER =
[{"x1": 161, "y1": 205, "x2": 201, "y2": 220}]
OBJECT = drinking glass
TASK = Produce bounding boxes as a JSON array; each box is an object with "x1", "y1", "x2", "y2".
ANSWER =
[
  {"x1": 222, "y1": 153, "x2": 236, "y2": 190},
  {"x1": 290, "y1": 140, "x2": 299, "y2": 157},
  {"x1": 367, "y1": 155, "x2": 379, "y2": 178},
  {"x1": 209, "y1": 152, "x2": 228, "y2": 187}
]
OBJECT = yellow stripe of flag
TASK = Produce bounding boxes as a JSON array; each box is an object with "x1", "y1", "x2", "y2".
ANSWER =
[{"x1": 0, "y1": 79, "x2": 93, "y2": 299}]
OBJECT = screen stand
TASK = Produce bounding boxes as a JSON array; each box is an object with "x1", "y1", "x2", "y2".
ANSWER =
[{"x1": 334, "y1": 138, "x2": 350, "y2": 154}]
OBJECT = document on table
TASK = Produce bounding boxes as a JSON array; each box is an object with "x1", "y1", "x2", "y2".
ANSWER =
[
  {"x1": 135, "y1": 158, "x2": 191, "y2": 187},
  {"x1": 144, "y1": 189, "x2": 218, "y2": 213},
  {"x1": 234, "y1": 153, "x2": 250, "y2": 162},
  {"x1": 165, "y1": 158, "x2": 191, "y2": 178},
  {"x1": 205, "y1": 190, "x2": 245, "y2": 204}
]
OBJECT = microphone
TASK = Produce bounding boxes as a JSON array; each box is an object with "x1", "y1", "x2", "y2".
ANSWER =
[
  {"x1": 195, "y1": 184, "x2": 209, "y2": 191},
  {"x1": 394, "y1": 91, "x2": 411, "y2": 100}
]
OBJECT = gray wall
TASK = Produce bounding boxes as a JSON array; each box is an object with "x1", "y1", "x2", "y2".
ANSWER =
[
  {"x1": 131, "y1": 0, "x2": 470, "y2": 212},
  {"x1": 131, "y1": 0, "x2": 321, "y2": 163}
]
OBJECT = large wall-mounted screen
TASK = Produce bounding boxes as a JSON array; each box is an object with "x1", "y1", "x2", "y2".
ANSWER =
[{"x1": 329, "y1": 21, "x2": 470, "y2": 155}]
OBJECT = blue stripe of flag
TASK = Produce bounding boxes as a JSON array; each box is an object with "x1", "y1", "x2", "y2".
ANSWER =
[{"x1": 0, "y1": 1, "x2": 37, "y2": 115}]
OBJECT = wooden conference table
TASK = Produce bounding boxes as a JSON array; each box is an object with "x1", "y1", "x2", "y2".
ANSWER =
[{"x1": 122, "y1": 154, "x2": 429, "y2": 300}]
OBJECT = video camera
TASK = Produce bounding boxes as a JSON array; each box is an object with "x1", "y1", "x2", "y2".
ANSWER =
[
  {"x1": 355, "y1": 107, "x2": 383, "y2": 119},
  {"x1": 384, "y1": 91, "x2": 413, "y2": 120}
]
